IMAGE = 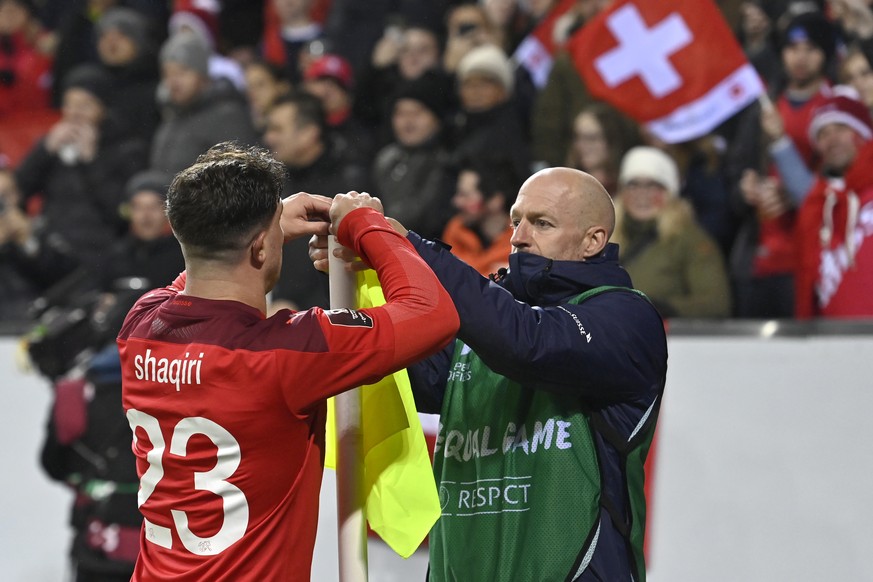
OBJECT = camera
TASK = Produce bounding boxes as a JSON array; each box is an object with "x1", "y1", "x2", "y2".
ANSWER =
[{"x1": 26, "y1": 275, "x2": 147, "y2": 379}]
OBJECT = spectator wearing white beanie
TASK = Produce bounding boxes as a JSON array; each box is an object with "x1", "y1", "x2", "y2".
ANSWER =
[
  {"x1": 612, "y1": 146, "x2": 732, "y2": 318},
  {"x1": 618, "y1": 146, "x2": 680, "y2": 200},
  {"x1": 456, "y1": 43, "x2": 515, "y2": 97}
]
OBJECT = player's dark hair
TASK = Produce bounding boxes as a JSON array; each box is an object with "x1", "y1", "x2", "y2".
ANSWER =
[{"x1": 167, "y1": 142, "x2": 285, "y2": 261}]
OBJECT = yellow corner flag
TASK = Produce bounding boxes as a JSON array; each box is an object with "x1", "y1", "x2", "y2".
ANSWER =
[{"x1": 325, "y1": 269, "x2": 441, "y2": 559}]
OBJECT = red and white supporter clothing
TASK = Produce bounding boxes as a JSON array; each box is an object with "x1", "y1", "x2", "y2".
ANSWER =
[
  {"x1": 796, "y1": 142, "x2": 873, "y2": 318},
  {"x1": 118, "y1": 209, "x2": 457, "y2": 580}
]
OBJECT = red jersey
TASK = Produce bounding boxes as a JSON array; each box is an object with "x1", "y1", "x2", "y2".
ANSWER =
[
  {"x1": 118, "y1": 209, "x2": 458, "y2": 580},
  {"x1": 796, "y1": 143, "x2": 873, "y2": 318}
]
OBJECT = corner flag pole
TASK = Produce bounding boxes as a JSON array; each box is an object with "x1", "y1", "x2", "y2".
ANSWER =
[{"x1": 328, "y1": 236, "x2": 369, "y2": 582}]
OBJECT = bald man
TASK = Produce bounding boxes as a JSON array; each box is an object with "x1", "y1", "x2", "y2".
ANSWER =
[{"x1": 313, "y1": 167, "x2": 667, "y2": 581}]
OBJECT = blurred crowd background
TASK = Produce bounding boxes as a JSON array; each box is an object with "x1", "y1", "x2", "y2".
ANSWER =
[
  {"x1": 3, "y1": 0, "x2": 873, "y2": 344},
  {"x1": 5, "y1": 1, "x2": 873, "y2": 578}
]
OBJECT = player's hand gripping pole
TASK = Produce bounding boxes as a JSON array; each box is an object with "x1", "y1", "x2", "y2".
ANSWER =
[{"x1": 329, "y1": 236, "x2": 369, "y2": 582}]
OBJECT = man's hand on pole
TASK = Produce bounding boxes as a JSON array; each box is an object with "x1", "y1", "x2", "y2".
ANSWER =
[
  {"x1": 309, "y1": 197, "x2": 409, "y2": 273},
  {"x1": 329, "y1": 191, "x2": 383, "y2": 234},
  {"x1": 280, "y1": 192, "x2": 332, "y2": 243}
]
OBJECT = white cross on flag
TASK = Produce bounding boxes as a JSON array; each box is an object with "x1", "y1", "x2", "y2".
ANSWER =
[{"x1": 568, "y1": 0, "x2": 763, "y2": 143}]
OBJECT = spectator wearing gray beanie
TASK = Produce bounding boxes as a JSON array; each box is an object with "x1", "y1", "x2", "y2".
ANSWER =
[
  {"x1": 160, "y1": 30, "x2": 211, "y2": 80},
  {"x1": 151, "y1": 31, "x2": 258, "y2": 175},
  {"x1": 97, "y1": 7, "x2": 154, "y2": 62}
]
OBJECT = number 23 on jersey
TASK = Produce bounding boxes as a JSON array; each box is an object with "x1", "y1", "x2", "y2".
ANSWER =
[{"x1": 127, "y1": 409, "x2": 250, "y2": 555}]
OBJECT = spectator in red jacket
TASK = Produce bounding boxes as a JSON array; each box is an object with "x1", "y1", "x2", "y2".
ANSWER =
[
  {"x1": 0, "y1": 0, "x2": 53, "y2": 117},
  {"x1": 795, "y1": 89, "x2": 873, "y2": 318}
]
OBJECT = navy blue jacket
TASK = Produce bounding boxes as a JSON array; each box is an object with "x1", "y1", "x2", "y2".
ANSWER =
[{"x1": 407, "y1": 235, "x2": 668, "y2": 581}]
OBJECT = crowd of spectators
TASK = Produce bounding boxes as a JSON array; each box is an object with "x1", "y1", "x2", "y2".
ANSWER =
[
  {"x1": 3, "y1": 0, "x2": 873, "y2": 576},
  {"x1": 4, "y1": 0, "x2": 873, "y2": 337}
]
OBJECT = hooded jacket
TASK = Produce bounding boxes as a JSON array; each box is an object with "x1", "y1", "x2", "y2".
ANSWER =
[
  {"x1": 795, "y1": 140, "x2": 873, "y2": 318},
  {"x1": 407, "y1": 236, "x2": 667, "y2": 581},
  {"x1": 372, "y1": 136, "x2": 454, "y2": 241}
]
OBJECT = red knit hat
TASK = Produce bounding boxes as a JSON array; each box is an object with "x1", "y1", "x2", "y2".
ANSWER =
[
  {"x1": 170, "y1": 0, "x2": 221, "y2": 49},
  {"x1": 808, "y1": 86, "x2": 873, "y2": 143},
  {"x1": 304, "y1": 54, "x2": 354, "y2": 91}
]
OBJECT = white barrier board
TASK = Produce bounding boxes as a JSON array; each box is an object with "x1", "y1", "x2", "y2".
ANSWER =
[{"x1": 3, "y1": 334, "x2": 871, "y2": 580}]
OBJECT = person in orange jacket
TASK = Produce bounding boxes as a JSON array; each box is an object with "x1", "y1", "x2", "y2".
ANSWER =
[{"x1": 441, "y1": 157, "x2": 522, "y2": 277}]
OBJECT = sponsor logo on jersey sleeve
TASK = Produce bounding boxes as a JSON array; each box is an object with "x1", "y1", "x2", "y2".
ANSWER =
[{"x1": 324, "y1": 308, "x2": 374, "y2": 328}]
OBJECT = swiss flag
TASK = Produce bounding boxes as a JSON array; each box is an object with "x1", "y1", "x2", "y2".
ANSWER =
[
  {"x1": 568, "y1": 0, "x2": 763, "y2": 143},
  {"x1": 513, "y1": 0, "x2": 576, "y2": 88}
]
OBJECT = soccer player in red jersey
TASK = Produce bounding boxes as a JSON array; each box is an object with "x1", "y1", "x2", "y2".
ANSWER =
[{"x1": 117, "y1": 142, "x2": 459, "y2": 581}]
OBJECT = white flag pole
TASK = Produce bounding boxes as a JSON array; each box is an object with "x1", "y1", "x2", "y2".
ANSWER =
[{"x1": 328, "y1": 236, "x2": 368, "y2": 582}]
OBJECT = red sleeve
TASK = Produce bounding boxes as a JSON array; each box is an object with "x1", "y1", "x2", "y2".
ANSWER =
[
  {"x1": 338, "y1": 208, "x2": 459, "y2": 365},
  {"x1": 280, "y1": 208, "x2": 459, "y2": 411},
  {"x1": 794, "y1": 183, "x2": 824, "y2": 319}
]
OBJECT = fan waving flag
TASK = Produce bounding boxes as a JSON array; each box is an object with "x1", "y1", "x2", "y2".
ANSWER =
[
  {"x1": 568, "y1": 0, "x2": 763, "y2": 143},
  {"x1": 513, "y1": 0, "x2": 576, "y2": 88},
  {"x1": 325, "y1": 269, "x2": 441, "y2": 559}
]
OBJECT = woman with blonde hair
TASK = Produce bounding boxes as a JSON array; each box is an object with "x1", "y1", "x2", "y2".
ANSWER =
[{"x1": 611, "y1": 146, "x2": 732, "y2": 318}]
